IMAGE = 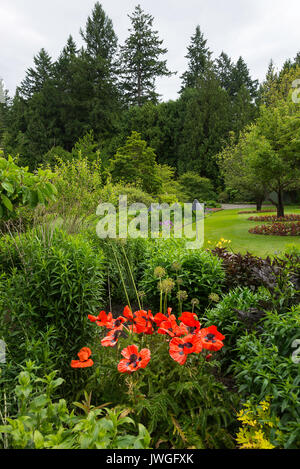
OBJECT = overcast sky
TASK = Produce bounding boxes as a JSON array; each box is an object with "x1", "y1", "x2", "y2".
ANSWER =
[{"x1": 1, "y1": 0, "x2": 300, "y2": 101}]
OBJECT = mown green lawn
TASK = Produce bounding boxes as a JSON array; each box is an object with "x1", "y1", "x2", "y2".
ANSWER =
[{"x1": 204, "y1": 207, "x2": 300, "y2": 257}]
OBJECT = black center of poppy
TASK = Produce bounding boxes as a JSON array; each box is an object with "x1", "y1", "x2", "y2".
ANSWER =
[
  {"x1": 113, "y1": 330, "x2": 122, "y2": 340},
  {"x1": 115, "y1": 319, "x2": 122, "y2": 327},
  {"x1": 129, "y1": 353, "x2": 138, "y2": 364},
  {"x1": 178, "y1": 342, "x2": 193, "y2": 350},
  {"x1": 205, "y1": 333, "x2": 216, "y2": 343},
  {"x1": 184, "y1": 342, "x2": 193, "y2": 349}
]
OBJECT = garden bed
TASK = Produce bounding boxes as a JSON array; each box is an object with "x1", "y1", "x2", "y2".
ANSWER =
[
  {"x1": 248, "y1": 214, "x2": 300, "y2": 222},
  {"x1": 249, "y1": 222, "x2": 300, "y2": 236}
]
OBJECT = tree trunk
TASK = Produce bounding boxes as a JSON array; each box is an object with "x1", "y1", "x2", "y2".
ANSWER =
[
  {"x1": 277, "y1": 188, "x2": 284, "y2": 218},
  {"x1": 256, "y1": 198, "x2": 263, "y2": 212}
]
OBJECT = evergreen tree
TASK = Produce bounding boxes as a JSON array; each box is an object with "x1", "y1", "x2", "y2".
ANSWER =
[
  {"x1": 215, "y1": 52, "x2": 234, "y2": 93},
  {"x1": 294, "y1": 52, "x2": 300, "y2": 66},
  {"x1": 79, "y1": 2, "x2": 121, "y2": 138},
  {"x1": 18, "y1": 48, "x2": 53, "y2": 99},
  {"x1": 259, "y1": 59, "x2": 278, "y2": 106},
  {"x1": 119, "y1": 4, "x2": 173, "y2": 107},
  {"x1": 80, "y1": 1, "x2": 117, "y2": 62},
  {"x1": 177, "y1": 70, "x2": 231, "y2": 179},
  {"x1": 181, "y1": 25, "x2": 212, "y2": 91},
  {"x1": 0, "y1": 78, "x2": 8, "y2": 150},
  {"x1": 229, "y1": 56, "x2": 258, "y2": 99}
]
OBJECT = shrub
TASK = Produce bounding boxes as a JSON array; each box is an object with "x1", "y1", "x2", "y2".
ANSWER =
[
  {"x1": 211, "y1": 248, "x2": 278, "y2": 291},
  {"x1": 141, "y1": 239, "x2": 225, "y2": 313},
  {"x1": 48, "y1": 156, "x2": 104, "y2": 219},
  {"x1": 232, "y1": 305, "x2": 300, "y2": 449},
  {"x1": 0, "y1": 154, "x2": 57, "y2": 219},
  {"x1": 205, "y1": 287, "x2": 272, "y2": 361},
  {"x1": 178, "y1": 172, "x2": 216, "y2": 203},
  {"x1": 0, "y1": 227, "x2": 105, "y2": 395},
  {"x1": 99, "y1": 183, "x2": 155, "y2": 208},
  {"x1": 0, "y1": 364, "x2": 151, "y2": 449}
]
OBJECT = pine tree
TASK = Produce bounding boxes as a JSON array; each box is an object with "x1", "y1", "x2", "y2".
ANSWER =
[
  {"x1": 119, "y1": 4, "x2": 173, "y2": 107},
  {"x1": 18, "y1": 48, "x2": 53, "y2": 99},
  {"x1": 0, "y1": 78, "x2": 7, "y2": 150},
  {"x1": 259, "y1": 59, "x2": 278, "y2": 106},
  {"x1": 229, "y1": 56, "x2": 258, "y2": 99},
  {"x1": 215, "y1": 52, "x2": 234, "y2": 92},
  {"x1": 80, "y1": 1, "x2": 117, "y2": 62},
  {"x1": 78, "y1": 3, "x2": 121, "y2": 141},
  {"x1": 294, "y1": 52, "x2": 300, "y2": 66},
  {"x1": 181, "y1": 26, "x2": 212, "y2": 91}
]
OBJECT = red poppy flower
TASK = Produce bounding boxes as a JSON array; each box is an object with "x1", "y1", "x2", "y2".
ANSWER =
[
  {"x1": 118, "y1": 345, "x2": 151, "y2": 374},
  {"x1": 158, "y1": 318, "x2": 188, "y2": 338},
  {"x1": 199, "y1": 326, "x2": 225, "y2": 352},
  {"x1": 153, "y1": 312, "x2": 168, "y2": 327},
  {"x1": 178, "y1": 312, "x2": 201, "y2": 334},
  {"x1": 112, "y1": 316, "x2": 126, "y2": 329},
  {"x1": 154, "y1": 308, "x2": 176, "y2": 327},
  {"x1": 134, "y1": 310, "x2": 155, "y2": 335},
  {"x1": 88, "y1": 311, "x2": 114, "y2": 329},
  {"x1": 169, "y1": 334, "x2": 203, "y2": 365},
  {"x1": 123, "y1": 306, "x2": 134, "y2": 321},
  {"x1": 71, "y1": 347, "x2": 94, "y2": 368},
  {"x1": 101, "y1": 328, "x2": 123, "y2": 347}
]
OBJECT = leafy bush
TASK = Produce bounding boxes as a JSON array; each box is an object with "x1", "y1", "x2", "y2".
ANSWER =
[
  {"x1": 48, "y1": 156, "x2": 104, "y2": 219},
  {"x1": 212, "y1": 248, "x2": 278, "y2": 291},
  {"x1": 236, "y1": 399, "x2": 278, "y2": 449},
  {"x1": 141, "y1": 239, "x2": 225, "y2": 313},
  {"x1": 0, "y1": 154, "x2": 57, "y2": 219},
  {"x1": 178, "y1": 172, "x2": 216, "y2": 203},
  {"x1": 0, "y1": 227, "x2": 105, "y2": 395},
  {"x1": 0, "y1": 364, "x2": 151, "y2": 449},
  {"x1": 205, "y1": 287, "x2": 272, "y2": 361},
  {"x1": 232, "y1": 305, "x2": 300, "y2": 448},
  {"x1": 99, "y1": 182, "x2": 155, "y2": 208}
]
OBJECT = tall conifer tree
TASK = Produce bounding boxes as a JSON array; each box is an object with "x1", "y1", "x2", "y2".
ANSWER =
[
  {"x1": 119, "y1": 4, "x2": 173, "y2": 107},
  {"x1": 181, "y1": 26, "x2": 212, "y2": 91}
]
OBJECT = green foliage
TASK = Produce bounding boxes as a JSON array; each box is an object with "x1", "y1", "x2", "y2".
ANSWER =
[
  {"x1": 178, "y1": 172, "x2": 216, "y2": 202},
  {"x1": 43, "y1": 146, "x2": 72, "y2": 167},
  {"x1": 141, "y1": 239, "x2": 225, "y2": 313},
  {"x1": 0, "y1": 155, "x2": 57, "y2": 219},
  {"x1": 205, "y1": 287, "x2": 271, "y2": 358},
  {"x1": 0, "y1": 364, "x2": 151, "y2": 449},
  {"x1": 71, "y1": 130, "x2": 101, "y2": 161},
  {"x1": 236, "y1": 399, "x2": 278, "y2": 449},
  {"x1": 99, "y1": 182, "x2": 155, "y2": 208},
  {"x1": 110, "y1": 131, "x2": 162, "y2": 194},
  {"x1": 48, "y1": 155, "x2": 104, "y2": 221},
  {"x1": 229, "y1": 305, "x2": 300, "y2": 448},
  {"x1": 0, "y1": 227, "x2": 105, "y2": 396}
]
